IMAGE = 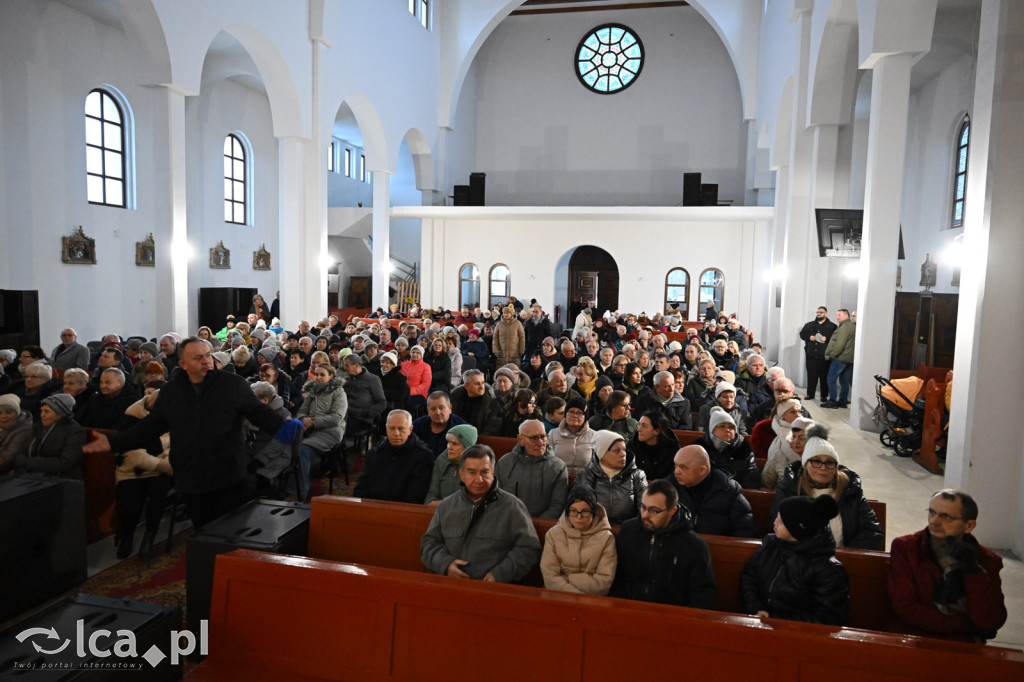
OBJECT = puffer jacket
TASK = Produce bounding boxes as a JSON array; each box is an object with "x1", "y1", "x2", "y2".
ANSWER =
[
  {"x1": 549, "y1": 420, "x2": 598, "y2": 473},
  {"x1": 116, "y1": 394, "x2": 173, "y2": 484},
  {"x1": 587, "y1": 413, "x2": 638, "y2": 441},
  {"x1": 740, "y1": 532, "x2": 849, "y2": 625},
  {"x1": 447, "y1": 347, "x2": 463, "y2": 388},
  {"x1": 495, "y1": 443, "x2": 568, "y2": 519},
  {"x1": 540, "y1": 503, "x2": 617, "y2": 595},
  {"x1": 629, "y1": 432, "x2": 680, "y2": 482},
  {"x1": 573, "y1": 450, "x2": 648, "y2": 525},
  {"x1": 15, "y1": 418, "x2": 87, "y2": 479},
  {"x1": 769, "y1": 462, "x2": 884, "y2": 550},
  {"x1": 0, "y1": 410, "x2": 34, "y2": 473},
  {"x1": 297, "y1": 376, "x2": 348, "y2": 451},
  {"x1": 667, "y1": 467, "x2": 757, "y2": 538},
  {"x1": 492, "y1": 317, "x2": 525, "y2": 367},
  {"x1": 400, "y1": 358, "x2": 432, "y2": 398},
  {"x1": 425, "y1": 349, "x2": 451, "y2": 392},
  {"x1": 693, "y1": 433, "x2": 760, "y2": 489}
]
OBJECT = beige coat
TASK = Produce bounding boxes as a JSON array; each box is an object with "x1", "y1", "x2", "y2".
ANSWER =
[
  {"x1": 492, "y1": 316, "x2": 525, "y2": 367},
  {"x1": 540, "y1": 503, "x2": 617, "y2": 595},
  {"x1": 115, "y1": 394, "x2": 172, "y2": 484}
]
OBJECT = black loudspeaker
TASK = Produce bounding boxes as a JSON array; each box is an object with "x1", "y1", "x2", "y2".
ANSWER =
[
  {"x1": 700, "y1": 183, "x2": 719, "y2": 206},
  {"x1": 469, "y1": 172, "x2": 486, "y2": 206},
  {"x1": 186, "y1": 499, "x2": 310, "y2": 630},
  {"x1": 453, "y1": 185, "x2": 470, "y2": 206},
  {"x1": 0, "y1": 593, "x2": 182, "y2": 679},
  {"x1": 0, "y1": 289, "x2": 40, "y2": 349},
  {"x1": 0, "y1": 475, "x2": 86, "y2": 623},
  {"x1": 683, "y1": 173, "x2": 702, "y2": 206},
  {"x1": 197, "y1": 287, "x2": 258, "y2": 332}
]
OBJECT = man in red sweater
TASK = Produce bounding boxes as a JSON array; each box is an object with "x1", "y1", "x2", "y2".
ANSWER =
[{"x1": 888, "y1": 489, "x2": 1006, "y2": 642}]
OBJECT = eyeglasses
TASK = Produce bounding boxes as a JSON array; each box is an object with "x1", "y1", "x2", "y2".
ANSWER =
[
  {"x1": 927, "y1": 508, "x2": 963, "y2": 522},
  {"x1": 567, "y1": 410, "x2": 586, "y2": 418},
  {"x1": 806, "y1": 458, "x2": 838, "y2": 470},
  {"x1": 639, "y1": 503, "x2": 668, "y2": 515},
  {"x1": 568, "y1": 509, "x2": 592, "y2": 518},
  {"x1": 523, "y1": 434, "x2": 548, "y2": 442}
]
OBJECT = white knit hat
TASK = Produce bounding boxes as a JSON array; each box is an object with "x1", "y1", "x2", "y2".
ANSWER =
[
  {"x1": 801, "y1": 424, "x2": 839, "y2": 465},
  {"x1": 708, "y1": 406, "x2": 736, "y2": 432},
  {"x1": 714, "y1": 382, "x2": 736, "y2": 399},
  {"x1": 592, "y1": 430, "x2": 625, "y2": 460}
]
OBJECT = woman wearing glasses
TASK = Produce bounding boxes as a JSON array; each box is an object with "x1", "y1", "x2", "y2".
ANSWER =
[
  {"x1": 540, "y1": 485, "x2": 617, "y2": 595},
  {"x1": 769, "y1": 424, "x2": 883, "y2": 550},
  {"x1": 500, "y1": 388, "x2": 542, "y2": 437},
  {"x1": 587, "y1": 390, "x2": 638, "y2": 441}
]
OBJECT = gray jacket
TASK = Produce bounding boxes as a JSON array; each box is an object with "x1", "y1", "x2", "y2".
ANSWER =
[
  {"x1": 0, "y1": 410, "x2": 34, "y2": 472},
  {"x1": 420, "y1": 483, "x2": 541, "y2": 583},
  {"x1": 49, "y1": 341, "x2": 90, "y2": 371},
  {"x1": 425, "y1": 452, "x2": 462, "y2": 503},
  {"x1": 549, "y1": 420, "x2": 598, "y2": 474},
  {"x1": 574, "y1": 451, "x2": 648, "y2": 525},
  {"x1": 495, "y1": 444, "x2": 568, "y2": 519},
  {"x1": 297, "y1": 377, "x2": 348, "y2": 451}
]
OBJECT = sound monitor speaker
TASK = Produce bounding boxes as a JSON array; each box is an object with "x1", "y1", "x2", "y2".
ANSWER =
[
  {"x1": 453, "y1": 185, "x2": 470, "y2": 206},
  {"x1": 198, "y1": 287, "x2": 258, "y2": 332},
  {"x1": 469, "y1": 172, "x2": 486, "y2": 206},
  {"x1": 683, "y1": 173, "x2": 702, "y2": 206},
  {"x1": 700, "y1": 183, "x2": 719, "y2": 206},
  {"x1": 0, "y1": 289, "x2": 40, "y2": 348}
]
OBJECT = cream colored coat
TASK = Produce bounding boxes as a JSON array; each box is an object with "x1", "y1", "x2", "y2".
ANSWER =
[
  {"x1": 115, "y1": 394, "x2": 172, "y2": 484},
  {"x1": 540, "y1": 503, "x2": 617, "y2": 595}
]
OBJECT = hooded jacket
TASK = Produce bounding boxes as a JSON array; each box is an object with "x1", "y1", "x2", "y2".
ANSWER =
[
  {"x1": 400, "y1": 357, "x2": 432, "y2": 398},
  {"x1": 353, "y1": 433, "x2": 434, "y2": 503},
  {"x1": 420, "y1": 481, "x2": 541, "y2": 583},
  {"x1": 495, "y1": 443, "x2": 568, "y2": 519},
  {"x1": 693, "y1": 433, "x2": 760, "y2": 489},
  {"x1": 492, "y1": 316, "x2": 526, "y2": 367},
  {"x1": 297, "y1": 376, "x2": 348, "y2": 451},
  {"x1": 610, "y1": 507, "x2": 718, "y2": 609},
  {"x1": 574, "y1": 445, "x2": 648, "y2": 525},
  {"x1": 740, "y1": 532, "x2": 850, "y2": 625},
  {"x1": 668, "y1": 467, "x2": 757, "y2": 538},
  {"x1": 540, "y1": 502, "x2": 617, "y2": 595}
]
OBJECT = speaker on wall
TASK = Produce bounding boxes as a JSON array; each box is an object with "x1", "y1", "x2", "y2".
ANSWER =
[
  {"x1": 683, "y1": 173, "x2": 702, "y2": 206},
  {"x1": 453, "y1": 185, "x2": 470, "y2": 206},
  {"x1": 469, "y1": 172, "x2": 486, "y2": 206},
  {"x1": 700, "y1": 183, "x2": 719, "y2": 206}
]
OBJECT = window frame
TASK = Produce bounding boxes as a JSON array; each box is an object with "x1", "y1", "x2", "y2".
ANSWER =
[
  {"x1": 360, "y1": 153, "x2": 366, "y2": 183},
  {"x1": 458, "y1": 263, "x2": 481, "y2": 310},
  {"x1": 950, "y1": 115, "x2": 970, "y2": 229},
  {"x1": 344, "y1": 147, "x2": 352, "y2": 177},
  {"x1": 409, "y1": 0, "x2": 430, "y2": 29},
  {"x1": 223, "y1": 132, "x2": 253, "y2": 226},
  {"x1": 664, "y1": 268, "x2": 690, "y2": 321},
  {"x1": 85, "y1": 87, "x2": 132, "y2": 208},
  {"x1": 488, "y1": 263, "x2": 511, "y2": 310},
  {"x1": 698, "y1": 268, "x2": 724, "y2": 315},
  {"x1": 327, "y1": 140, "x2": 336, "y2": 173}
]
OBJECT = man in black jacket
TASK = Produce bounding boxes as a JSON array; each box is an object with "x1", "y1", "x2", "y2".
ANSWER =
[
  {"x1": 798, "y1": 306, "x2": 837, "y2": 401},
  {"x1": 667, "y1": 444, "x2": 757, "y2": 538},
  {"x1": 611, "y1": 479, "x2": 718, "y2": 609},
  {"x1": 84, "y1": 337, "x2": 299, "y2": 528},
  {"x1": 523, "y1": 305, "x2": 552, "y2": 356},
  {"x1": 354, "y1": 410, "x2": 435, "y2": 503},
  {"x1": 448, "y1": 369, "x2": 503, "y2": 435},
  {"x1": 341, "y1": 354, "x2": 386, "y2": 434}
]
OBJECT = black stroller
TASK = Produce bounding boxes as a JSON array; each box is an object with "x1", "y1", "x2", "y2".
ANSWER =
[{"x1": 872, "y1": 375, "x2": 926, "y2": 457}]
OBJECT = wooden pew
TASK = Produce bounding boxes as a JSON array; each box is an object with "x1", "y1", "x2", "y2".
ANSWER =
[
  {"x1": 191, "y1": 549, "x2": 1024, "y2": 681},
  {"x1": 307, "y1": 496, "x2": 892, "y2": 631},
  {"x1": 477, "y1": 434, "x2": 518, "y2": 457},
  {"x1": 84, "y1": 428, "x2": 118, "y2": 543},
  {"x1": 742, "y1": 488, "x2": 886, "y2": 540},
  {"x1": 915, "y1": 378, "x2": 946, "y2": 475}
]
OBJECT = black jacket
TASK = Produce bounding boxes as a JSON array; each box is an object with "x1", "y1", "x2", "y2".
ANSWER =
[
  {"x1": 739, "y1": 532, "x2": 850, "y2": 625},
  {"x1": 449, "y1": 386, "x2": 504, "y2": 436},
  {"x1": 611, "y1": 508, "x2": 717, "y2": 609},
  {"x1": 523, "y1": 316, "x2": 553, "y2": 355},
  {"x1": 15, "y1": 418, "x2": 87, "y2": 479},
  {"x1": 79, "y1": 386, "x2": 138, "y2": 431},
  {"x1": 693, "y1": 434, "x2": 761, "y2": 489},
  {"x1": 735, "y1": 372, "x2": 771, "y2": 411},
  {"x1": 379, "y1": 368, "x2": 410, "y2": 411},
  {"x1": 769, "y1": 462, "x2": 884, "y2": 550},
  {"x1": 667, "y1": 467, "x2": 757, "y2": 538},
  {"x1": 342, "y1": 368, "x2": 387, "y2": 426},
  {"x1": 108, "y1": 369, "x2": 286, "y2": 494},
  {"x1": 629, "y1": 433, "x2": 680, "y2": 482},
  {"x1": 799, "y1": 318, "x2": 838, "y2": 360},
  {"x1": 634, "y1": 390, "x2": 692, "y2": 431},
  {"x1": 353, "y1": 433, "x2": 435, "y2": 504}
]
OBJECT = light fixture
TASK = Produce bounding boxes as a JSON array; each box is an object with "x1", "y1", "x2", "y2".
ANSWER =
[{"x1": 941, "y1": 234, "x2": 964, "y2": 266}]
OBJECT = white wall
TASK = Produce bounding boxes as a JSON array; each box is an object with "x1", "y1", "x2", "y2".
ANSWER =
[
  {"x1": 466, "y1": 7, "x2": 747, "y2": 206},
  {"x1": 326, "y1": 143, "x2": 374, "y2": 208}
]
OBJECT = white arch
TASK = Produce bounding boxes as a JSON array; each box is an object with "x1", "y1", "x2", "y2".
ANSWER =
[
  {"x1": 331, "y1": 93, "x2": 389, "y2": 175},
  {"x1": 402, "y1": 128, "x2": 434, "y2": 191}
]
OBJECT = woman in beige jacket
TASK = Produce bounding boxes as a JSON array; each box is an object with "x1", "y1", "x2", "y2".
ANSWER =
[{"x1": 540, "y1": 485, "x2": 617, "y2": 595}]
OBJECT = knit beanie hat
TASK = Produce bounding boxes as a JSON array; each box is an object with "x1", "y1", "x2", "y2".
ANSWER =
[
  {"x1": 212, "y1": 351, "x2": 231, "y2": 368},
  {"x1": 778, "y1": 494, "x2": 839, "y2": 541},
  {"x1": 790, "y1": 417, "x2": 814, "y2": 433},
  {"x1": 446, "y1": 424, "x2": 478, "y2": 449},
  {"x1": 258, "y1": 347, "x2": 278, "y2": 363},
  {"x1": 251, "y1": 328, "x2": 266, "y2": 341},
  {"x1": 565, "y1": 396, "x2": 588, "y2": 415},
  {"x1": 494, "y1": 367, "x2": 517, "y2": 385},
  {"x1": 594, "y1": 375, "x2": 614, "y2": 392},
  {"x1": 339, "y1": 348, "x2": 353, "y2": 358},
  {"x1": 125, "y1": 339, "x2": 142, "y2": 351},
  {"x1": 801, "y1": 424, "x2": 839, "y2": 465},
  {"x1": 565, "y1": 484, "x2": 598, "y2": 517},
  {"x1": 715, "y1": 381, "x2": 736, "y2": 399},
  {"x1": 0, "y1": 394, "x2": 21, "y2": 412},
  {"x1": 140, "y1": 342, "x2": 159, "y2": 356},
  {"x1": 708, "y1": 406, "x2": 736, "y2": 433},
  {"x1": 542, "y1": 336, "x2": 556, "y2": 348},
  {"x1": 468, "y1": 328, "x2": 480, "y2": 338},
  {"x1": 592, "y1": 430, "x2": 625, "y2": 460},
  {"x1": 667, "y1": 341, "x2": 683, "y2": 352},
  {"x1": 380, "y1": 351, "x2": 399, "y2": 367},
  {"x1": 715, "y1": 370, "x2": 736, "y2": 385},
  {"x1": 42, "y1": 393, "x2": 75, "y2": 420},
  {"x1": 0, "y1": 349, "x2": 15, "y2": 364},
  {"x1": 774, "y1": 398, "x2": 800, "y2": 419}
]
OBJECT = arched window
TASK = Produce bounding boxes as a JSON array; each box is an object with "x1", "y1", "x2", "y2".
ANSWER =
[
  {"x1": 85, "y1": 88, "x2": 130, "y2": 207},
  {"x1": 951, "y1": 115, "x2": 970, "y2": 228},
  {"x1": 488, "y1": 264, "x2": 511, "y2": 309},
  {"x1": 459, "y1": 263, "x2": 480, "y2": 310},
  {"x1": 699, "y1": 268, "x2": 724, "y2": 316},
  {"x1": 224, "y1": 133, "x2": 252, "y2": 225},
  {"x1": 664, "y1": 268, "x2": 690, "y2": 320}
]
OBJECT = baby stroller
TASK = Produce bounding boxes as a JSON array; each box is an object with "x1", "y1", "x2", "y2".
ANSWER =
[{"x1": 872, "y1": 375, "x2": 926, "y2": 457}]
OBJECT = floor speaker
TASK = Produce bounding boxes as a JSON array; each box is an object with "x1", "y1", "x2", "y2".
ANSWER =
[
  {"x1": 469, "y1": 172, "x2": 486, "y2": 206},
  {"x1": 453, "y1": 185, "x2": 470, "y2": 206},
  {"x1": 700, "y1": 183, "x2": 719, "y2": 206},
  {"x1": 683, "y1": 173, "x2": 702, "y2": 206}
]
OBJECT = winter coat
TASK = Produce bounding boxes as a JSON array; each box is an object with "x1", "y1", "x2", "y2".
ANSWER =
[
  {"x1": 297, "y1": 377, "x2": 348, "y2": 451},
  {"x1": 400, "y1": 358, "x2": 433, "y2": 398},
  {"x1": 587, "y1": 413, "x2": 638, "y2": 441},
  {"x1": 694, "y1": 433, "x2": 760, "y2": 489},
  {"x1": 245, "y1": 394, "x2": 293, "y2": 481},
  {"x1": 610, "y1": 509, "x2": 718, "y2": 609},
  {"x1": 799, "y1": 317, "x2": 838, "y2": 361},
  {"x1": 888, "y1": 528, "x2": 1007, "y2": 642},
  {"x1": 425, "y1": 349, "x2": 451, "y2": 392},
  {"x1": 117, "y1": 395, "x2": 173, "y2": 484},
  {"x1": 424, "y1": 452, "x2": 462, "y2": 504},
  {"x1": 353, "y1": 433, "x2": 434, "y2": 503},
  {"x1": 524, "y1": 316, "x2": 553, "y2": 355},
  {"x1": 770, "y1": 462, "x2": 884, "y2": 550},
  {"x1": 748, "y1": 418, "x2": 775, "y2": 459},
  {"x1": 15, "y1": 418, "x2": 87, "y2": 479},
  {"x1": 696, "y1": 402, "x2": 749, "y2": 436},
  {"x1": 736, "y1": 372, "x2": 771, "y2": 411},
  {"x1": 420, "y1": 482, "x2": 541, "y2": 583},
  {"x1": 0, "y1": 410, "x2": 34, "y2": 473},
  {"x1": 628, "y1": 432, "x2": 680, "y2": 482},
  {"x1": 740, "y1": 532, "x2": 850, "y2": 625},
  {"x1": 633, "y1": 390, "x2": 692, "y2": 431},
  {"x1": 412, "y1": 413, "x2": 468, "y2": 457},
  {"x1": 683, "y1": 377, "x2": 715, "y2": 406},
  {"x1": 495, "y1": 443, "x2": 569, "y2": 519},
  {"x1": 535, "y1": 386, "x2": 583, "y2": 406},
  {"x1": 11, "y1": 378, "x2": 60, "y2": 422},
  {"x1": 574, "y1": 450, "x2": 648, "y2": 525},
  {"x1": 492, "y1": 317, "x2": 526, "y2": 367},
  {"x1": 380, "y1": 367, "x2": 410, "y2": 411},
  {"x1": 79, "y1": 386, "x2": 137, "y2": 431},
  {"x1": 461, "y1": 339, "x2": 491, "y2": 374},
  {"x1": 549, "y1": 420, "x2": 598, "y2": 474},
  {"x1": 541, "y1": 503, "x2": 617, "y2": 595},
  {"x1": 668, "y1": 467, "x2": 757, "y2": 538},
  {"x1": 342, "y1": 368, "x2": 386, "y2": 426},
  {"x1": 824, "y1": 319, "x2": 856, "y2": 364},
  {"x1": 49, "y1": 341, "x2": 90, "y2": 372},
  {"x1": 449, "y1": 386, "x2": 504, "y2": 436},
  {"x1": 500, "y1": 403, "x2": 543, "y2": 438},
  {"x1": 447, "y1": 347, "x2": 463, "y2": 388}
]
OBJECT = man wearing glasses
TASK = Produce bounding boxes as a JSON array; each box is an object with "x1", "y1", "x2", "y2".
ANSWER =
[
  {"x1": 887, "y1": 490, "x2": 1006, "y2": 642},
  {"x1": 495, "y1": 419, "x2": 567, "y2": 519},
  {"x1": 610, "y1": 479, "x2": 717, "y2": 609}
]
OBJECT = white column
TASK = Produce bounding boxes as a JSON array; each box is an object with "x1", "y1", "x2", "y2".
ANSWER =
[
  {"x1": 371, "y1": 170, "x2": 393, "y2": 309},
  {"x1": 946, "y1": 0, "x2": 1024, "y2": 553},
  {"x1": 765, "y1": 166, "x2": 789, "y2": 361},
  {"x1": 278, "y1": 136, "x2": 313, "y2": 325},
  {"x1": 849, "y1": 53, "x2": 913, "y2": 430},
  {"x1": 164, "y1": 86, "x2": 190, "y2": 335}
]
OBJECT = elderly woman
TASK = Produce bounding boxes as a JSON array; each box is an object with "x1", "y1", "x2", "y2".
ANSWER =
[
  {"x1": 445, "y1": 336, "x2": 463, "y2": 389},
  {"x1": 694, "y1": 407, "x2": 761, "y2": 488},
  {"x1": 424, "y1": 424, "x2": 477, "y2": 504},
  {"x1": 491, "y1": 367, "x2": 518, "y2": 408},
  {"x1": 500, "y1": 388, "x2": 542, "y2": 437},
  {"x1": 770, "y1": 425, "x2": 884, "y2": 550},
  {"x1": 630, "y1": 410, "x2": 680, "y2": 481},
  {"x1": 573, "y1": 357, "x2": 598, "y2": 400},
  {"x1": 12, "y1": 394, "x2": 85, "y2": 478},
  {"x1": 401, "y1": 344, "x2": 432, "y2": 411},
  {"x1": 11, "y1": 361, "x2": 60, "y2": 421},
  {"x1": 61, "y1": 367, "x2": 96, "y2": 421},
  {"x1": 0, "y1": 395, "x2": 34, "y2": 474},
  {"x1": 573, "y1": 430, "x2": 647, "y2": 525},
  {"x1": 257, "y1": 362, "x2": 293, "y2": 411},
  {"x1": 752, "y1": 395, "x2": 802, "y2": 463},
  {"x1": 763, "y1": 416, "x2": 813, "y2": 490},
  {"x1": 378, "y1": 352, "x2": 410, "y2": 412},
  {"x1": 540, "y1": 485, "x2": 617, "y2": 595},
  {"x1": 232, "y1": 345, "x2": 259, "y2": 379},
  {"x1": 587, "y1": 390, "x2": 638, "y2": 441},
  {"x1": 606, "y1": 354, "x2": 629, "y2": 389},
  {"x1": 292, "y1": 363, "x2": 348, "y2": 500},
  {"x1": 684, "y1": 357, "x2": 717, "y2": 405},
  {"x1": 424, "y1": 338, "x2": 451, "y2": 394},
  {"x1": 549, "y1": 397, "x2": 597, "y2": 474}
]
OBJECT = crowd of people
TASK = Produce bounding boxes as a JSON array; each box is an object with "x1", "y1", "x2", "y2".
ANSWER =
[{"x1": 0, "y1": 293, "x2": 1006, "y2": 642}]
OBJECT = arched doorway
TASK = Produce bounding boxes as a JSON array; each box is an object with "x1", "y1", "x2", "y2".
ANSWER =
[{"x1": 565, "y1": 246, "x2": 619, "y2": 323}]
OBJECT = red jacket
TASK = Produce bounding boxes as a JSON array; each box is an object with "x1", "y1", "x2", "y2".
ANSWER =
[
  {"x1": 748, "y1": 418, "x2": 774, "y2": 459},
  {"x1": 887, "y1": 528, "x2": 1006, "y2": 642},
  {"x1": 400, "y1": 359, "x2": 432, "y2": 398}
]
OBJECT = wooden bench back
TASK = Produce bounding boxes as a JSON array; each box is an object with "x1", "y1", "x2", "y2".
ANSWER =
[{"x1": 84, "y1": 428, "x2": 118, "y2": 543}]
